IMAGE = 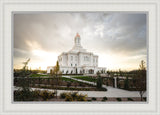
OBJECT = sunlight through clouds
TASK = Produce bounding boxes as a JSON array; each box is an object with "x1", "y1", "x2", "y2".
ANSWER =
[{"x1": 14, "y1": 13, "x2": 146, "y2": 71}]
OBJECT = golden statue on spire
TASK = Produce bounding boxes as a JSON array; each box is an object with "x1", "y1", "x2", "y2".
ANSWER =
[{"x1": 76, "y1": 33, "x2": 80, "y2": 37}]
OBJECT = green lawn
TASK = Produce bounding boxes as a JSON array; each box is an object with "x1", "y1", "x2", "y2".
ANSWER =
[
  {"x1": 30, "y1": 74, "x2": 48, "y2": 77},
  {"x1": 61, "y1": 77, "x2": 77, "y2": 82},
  {"x1": 61, "y1": 77, "x2": 95, "y2": 87},
  {"x1": 72, "y1": 76, "x2": 97, "y2": 82}
]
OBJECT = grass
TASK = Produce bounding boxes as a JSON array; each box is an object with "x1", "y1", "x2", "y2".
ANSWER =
[
  {"x1": 30, "y1": 74, "x2": 48, "y2": 77},
  {"x1": 61, "y1": 77, "x2": 77, "y2": 82},
  {"x1": 72, "y1": 76, "x2": 97, "y2": 82},
  {"x1": 61, "y1": 77, "x2": 96, "y2": 87}
]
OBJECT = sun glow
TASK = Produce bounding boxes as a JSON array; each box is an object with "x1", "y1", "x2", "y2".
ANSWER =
[
  {"x1": 26, "y1": 49, "x2": 58, "y2": 70},
  {"x1": 98, "y1": 52, "x2": 145, "y2": 71}
]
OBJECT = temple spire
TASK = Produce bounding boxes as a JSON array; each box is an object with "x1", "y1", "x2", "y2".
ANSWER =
[
  {"x1": 74, "y1": 33, "x2": 81, "y2": 46},
  {"x1": 76, "y1": 33, "x2": 80, "y2": 37}
]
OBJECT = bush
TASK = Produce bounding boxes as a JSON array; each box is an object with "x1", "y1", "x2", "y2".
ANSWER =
[
  {"x1": 143, "y1": 97, "x2": 146, "y2": 101},
  {"x1": 41, "y1": 90, "x2": 50, "y2": 101},
  {"x1": 14, "y1": 88, "x2": 56, "y2": 101},
  {"x1": 116, "y1": 98, "x2": 122, "y2": 101},
  {"x1": 62, "y1": 92, "x2": 87, "y2": 101},
  {"x1": 40, "y1": 90, "x2": 55, "y2": 101},
  {"x1": 102, "y1": 97, "x2": 108, "y2": 101},
  {"x1": 71, "y1": 92, "x2": 78, "y2": 100},
  {"x1": 60, "y1": 92, "x2": 67, "y2": 99},
  {"x1": 77, "y1": 94, "x2": 87, "y2": 101},
  {"x1": 92, "y1": 97, "x2": 97, "y2": 101},
  {"x1": 67, "y1": 82, "x2": 71, "y2": 88},
  {"x1": 14, "y1": 88, "x2": 39, "y2": 101},
  {"x1": 127, "y1": 98, "x2": 134, "y2": 101},
  {"x1": 87, "y1": 100, "x2": 92, "y2": 102},
  {"x1": 65, "y1": 95, "x2": 73, "y2": 101}
]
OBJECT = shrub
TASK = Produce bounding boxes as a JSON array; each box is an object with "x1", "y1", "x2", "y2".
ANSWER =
[
  {"x1": 33, "y1": 90, "x2": 40, "y2": 97},
  {"x1": 65, "y1": 95, "x2": 73, "y2": 101},
  {"x1": 50, "y1": 92, "x2": 56, "y2": 98},
  {"x1": 71, "y1": 92, "x2": 78, "y2": 100},
  {"x1": 116, "y1": 98, "x2": 122, "y2": 101},
  {"x1": 77, "y1": 94, "x2": 87, "y2": 101},
  {"x1": 92, "y1": 97, "x2": 97, "y2": 101},
  {"x1": 67, "y1": 82, "x2": 71, "y2": 88},
  {"x1": 102, "y1": 97, "x2": 108, "y2": 101},
  {"x1": 127, "y1": 98, "x2": 134, "y2": 101},
  {"x1": 40, "y1": 90, "x2": 50, "y2": 101},
  {"x1": 87, "y1": 100, "x2": 92, "y2": 102},
  {"x1": 40, "y1": 90, "x2": 55, "y2": 101},
  {"x1": 62, "y1": 92, "x2": 87, "y2": 101},
  {"x1": 60, "y1": 92, "x2": 67, "y2": 99},
  {"x1": 143, "y1": 97, "x2": 146, "y2": 101},
  {"x1": 14, "y1": 88, "x2": 41, "y2": 101}
]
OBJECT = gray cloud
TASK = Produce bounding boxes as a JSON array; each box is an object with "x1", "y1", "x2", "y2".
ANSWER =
[{"x1": 14, "y1": 12, "x2": 147, "y2": 69}]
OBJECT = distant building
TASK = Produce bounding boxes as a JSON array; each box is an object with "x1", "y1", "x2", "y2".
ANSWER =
[{"x1": 47, "y1": 33, "x2": 106, "y2": 74}]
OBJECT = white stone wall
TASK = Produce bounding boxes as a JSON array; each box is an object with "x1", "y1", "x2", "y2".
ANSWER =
[{"x1": 57, "y1": 51, "x2": 101, "y2": 74}]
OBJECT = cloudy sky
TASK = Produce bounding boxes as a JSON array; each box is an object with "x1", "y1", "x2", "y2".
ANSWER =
[{"x1": 14, "y1": 12, "x2": 147, "y2": 71}]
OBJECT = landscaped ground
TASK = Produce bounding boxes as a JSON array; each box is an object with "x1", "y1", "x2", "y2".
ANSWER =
[
  {"x1": 72, "y1": 76, "x2": 97, "y2": 82},
  {"x1": 14, "y1": 74, "x2": 147, "y2": 102},
  {"x1": 14, "y1": 74, "x2": 106, "y2": 91},
  {"x1": 14, "y1": 88, "x2": 146, "y2": 102}
]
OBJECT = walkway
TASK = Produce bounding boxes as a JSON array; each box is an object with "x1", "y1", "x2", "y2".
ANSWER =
[
  {"x1": 62, "y1": 76, "x2": 146, "y2": 97},
  {"x1": 14, "y1": 86, "x2": 146, "y2": 97},
  {"x1": 14, "y1": 75, "x2": 146, "y2": 98}
]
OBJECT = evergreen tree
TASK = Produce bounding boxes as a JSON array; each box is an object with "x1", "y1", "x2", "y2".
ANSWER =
[{"x1": 96, "y1": 72, "x2": 102, "y2": 89}]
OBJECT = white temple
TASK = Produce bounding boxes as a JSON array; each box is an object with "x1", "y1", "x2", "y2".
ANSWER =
[{"x1": 47, "y1": 33, "x2": 106, "y2": 74}]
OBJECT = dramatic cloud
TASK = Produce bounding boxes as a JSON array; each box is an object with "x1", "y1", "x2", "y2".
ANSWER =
[{"x1": 14, "y1": 12, "x2": 147, "y2": 70}]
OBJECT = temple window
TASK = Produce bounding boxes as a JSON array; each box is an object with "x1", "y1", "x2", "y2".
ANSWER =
[{"x1": 71, "y1": 56, "x2": 73, "y2": 61}]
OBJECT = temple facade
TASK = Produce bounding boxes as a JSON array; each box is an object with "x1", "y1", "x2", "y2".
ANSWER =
[{"x1": 47, "y1": 33, "x2": 106, "y2": 74}]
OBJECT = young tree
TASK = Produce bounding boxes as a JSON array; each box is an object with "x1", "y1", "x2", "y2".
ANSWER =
[
  {"x1": 51, "y1": 61, "x2": 61, "y2": 98},
  {"x1": 124, "y1": 76, "x2": 129, "y2": 90},
  {"x1": 96, "y1": 72, "x2": 102, "y2": 89},
  {"x1": 135, "y1": 60, "x2": 146, "y2": 101},
  {"x1": 15, "y1": 58, "x2": 31, "y2": 101}
]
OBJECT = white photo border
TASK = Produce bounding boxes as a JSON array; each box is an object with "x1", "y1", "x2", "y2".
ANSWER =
[{"x1": 0, "y1": 0, "x2": 160, "y2": 115}]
